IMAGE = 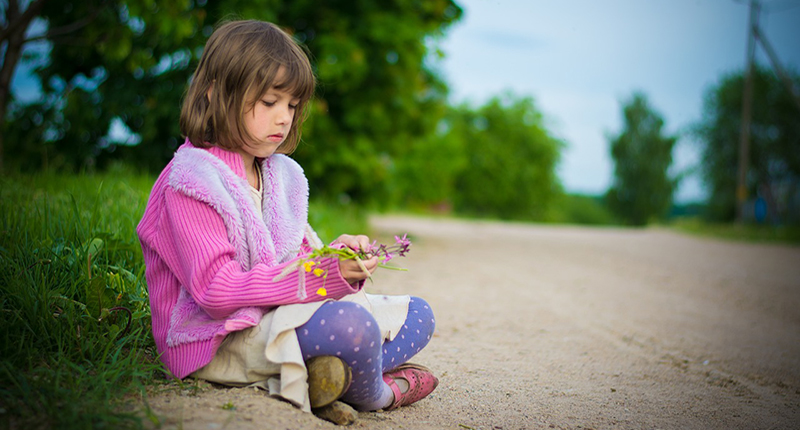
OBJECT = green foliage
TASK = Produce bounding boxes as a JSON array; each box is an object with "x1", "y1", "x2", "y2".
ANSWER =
[
  {"x1": 389, "y1": 108, "x2": 467, "y2": 210},
  {"x1": 606, "y1": 92, "x2": 677, "y2": 226},
  {"x1": 390, "y1": 93, "x2": 604, "y2": 225},
  {"x1": 6, "y1": 1, "x2": 578, "y2": 223},
  {"x1": 287, "y1": 0, "x2": 461, "y2": 203},
  {"x1": 549, "y1": 194, "x2": 618, "y2": 225},
  {"x1": 308, "y1": 197, "x2": 369, "y2": 243},
  {"x1": 447, "y1": 94, "x2": 564, "y2": 221},
  {"x1": 5, "y1": 1, "x2": 583, "y2": 225},
  {"x1": 0, "y1": 169, "x2": 160, "y2": 429},
  {"x1": 694, "y1": 66, "x2": 800, "y2": 223},
  {"x1": 6, "y1": 0, "x2": 207, "y2": 172},
  {"x1": 6, "y1": 0, "x2": 462, "y2": 205}
]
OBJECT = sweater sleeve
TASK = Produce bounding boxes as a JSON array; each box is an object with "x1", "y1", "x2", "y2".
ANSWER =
[{"x1": 153, "y1": 188, "x2": 360, "y2": 320}]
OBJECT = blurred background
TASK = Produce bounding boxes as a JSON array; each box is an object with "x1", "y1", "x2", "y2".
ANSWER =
[
  {"x1": 1, "y1": 2, "x2": 799, "y2": 427},
  {"x1": 3, "y1": 0, "x2": 799, "y2": 229}
]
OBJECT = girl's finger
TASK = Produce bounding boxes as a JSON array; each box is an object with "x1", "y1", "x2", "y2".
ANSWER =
[
  {"x1": 355, "y1": 235, "x2": 371, "y2": 251},
  {"x1": 362, "y1": 256, "x2": 379, "y2": 272},
  {"x1": 333, "y1": 234, "x2": 358, "y2": 249}
]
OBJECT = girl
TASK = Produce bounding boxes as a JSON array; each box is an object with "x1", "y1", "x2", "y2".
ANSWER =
[{"x1": 136, "y1": 20, "x2": 438, "y2": 416}]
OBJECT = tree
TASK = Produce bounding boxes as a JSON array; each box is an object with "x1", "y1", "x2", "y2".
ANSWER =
[
  {"x1": 284, "y1": 0, "x2": 461, "y2": 203},
  {"x1": 449, "y1": 93, "x2": 564, "y2": 221},
  {"x1": 2, "y1": 0, "x2": 211, "y2": 172},
  {"x1": 695, "y1": 66, "x2": 800, "y2": 223},
  {"x1": 606, "y1": 92, "x2": 677, "y2": 226},
  {"x1": 388, "y1": 101, "x2": 466, "y2": 210},
  {"x1": 3, "y1": 0, "x2": 462, "y2": 207}
]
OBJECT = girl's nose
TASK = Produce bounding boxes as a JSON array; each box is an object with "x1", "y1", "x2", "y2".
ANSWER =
[{"x1": 277, "y1": 105, "x2": 292, "y2": 124}]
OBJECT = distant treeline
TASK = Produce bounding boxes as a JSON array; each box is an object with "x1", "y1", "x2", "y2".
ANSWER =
[{"x1": 2, "y1": 1, "x2": 798, "y2": 225}]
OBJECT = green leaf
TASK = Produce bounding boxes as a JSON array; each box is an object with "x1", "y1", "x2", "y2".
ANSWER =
[{"x1": 86, "y1": 238, "x2": 104, "y2": 261}]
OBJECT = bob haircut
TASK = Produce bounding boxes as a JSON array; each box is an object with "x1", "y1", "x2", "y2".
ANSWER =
[{"x1": 180, "y1": 20, "x2": 315, "y2": 154}]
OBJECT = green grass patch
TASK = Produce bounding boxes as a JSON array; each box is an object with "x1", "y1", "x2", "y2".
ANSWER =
[
  {"x1": 1, "y1": 170, "x2": 160, "y2": 429},
  {"x1": 670, "y1": 217, "x2": 800, "y2": 245},
  {"x1": 0, "y1": 169, "x2": 368, "y2": 429}
]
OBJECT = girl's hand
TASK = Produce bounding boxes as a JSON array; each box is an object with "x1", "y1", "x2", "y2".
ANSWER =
[
  {"x1": 332, "y1": 234, "x2": 371, "y2": 253},
  {"x1": 333, "y1": 234, "x2": 378, "y2": 285},
  {"x1": 339, "y1": 255, "x2": 378, "y2": 286}
]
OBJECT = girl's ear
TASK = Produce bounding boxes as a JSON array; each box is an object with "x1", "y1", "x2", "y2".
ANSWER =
[{"x1": 206, "y1": 81, "x2": 215, "y2": 101}]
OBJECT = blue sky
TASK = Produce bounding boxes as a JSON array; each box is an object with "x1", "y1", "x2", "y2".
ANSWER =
[{"x1": 437, "y1": 0, "x2": 800, "y2": 202}]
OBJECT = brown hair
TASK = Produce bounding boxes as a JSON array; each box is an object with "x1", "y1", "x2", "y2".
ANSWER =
[{"x1": 180, "y1": 20, "x2": 315, "y2": 154}]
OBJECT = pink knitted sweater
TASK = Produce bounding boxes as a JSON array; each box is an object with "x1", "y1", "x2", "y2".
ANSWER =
[{"x1": 137, "y1": 141, "x2": 360, "y2": 378}]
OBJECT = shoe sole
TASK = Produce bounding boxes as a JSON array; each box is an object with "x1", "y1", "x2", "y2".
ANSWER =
[
  {"x1": 312, "y1": 401, "x2": 358, "y2": 425},
  {"x1": 307, "y1": 356, "x2": 352, "y2": 409}
]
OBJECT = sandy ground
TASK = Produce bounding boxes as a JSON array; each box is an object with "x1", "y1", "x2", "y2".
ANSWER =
[{"x1": 142, "y1": 215, "x2": 800, "y2": 430}]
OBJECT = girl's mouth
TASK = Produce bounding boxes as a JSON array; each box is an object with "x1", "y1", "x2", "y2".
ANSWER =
[{"x1": 267, "y1": 134, "x2": 284, "y2": 143}]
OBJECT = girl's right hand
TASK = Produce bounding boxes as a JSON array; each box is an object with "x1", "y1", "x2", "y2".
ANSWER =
[
  {"x1": 339, "y1": 254, "x2": 378, "y2": 286},
  {"x1": 332, "y1": 234, "x2": 378, "y2": 286}
]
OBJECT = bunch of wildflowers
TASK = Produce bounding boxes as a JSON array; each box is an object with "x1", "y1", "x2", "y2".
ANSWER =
[
  {"x1": 273, "y1": 234, "x2": 412, "y2": 299},
  {"x1": 369, "y1": 234, "x2": 412, "y2": 263}
]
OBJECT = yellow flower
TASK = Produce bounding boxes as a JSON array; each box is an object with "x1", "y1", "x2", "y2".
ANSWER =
[
  {"x1": 313, "y1": 268, "x2": 325, "y2": 277},
  {"x1": 316, "y1": 287, "x2": 327, "y2": 297},
  {"x1": 303, "y1": 261, "x2": 316, "y2": 272}
]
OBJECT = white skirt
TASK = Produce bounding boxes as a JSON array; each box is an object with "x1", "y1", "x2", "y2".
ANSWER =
[{"x1": 193, "y1": 290, "x2": 410, "y2": 411}]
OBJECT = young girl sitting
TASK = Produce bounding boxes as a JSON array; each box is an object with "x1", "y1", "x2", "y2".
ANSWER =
[{"x1": 136, "y1": 20, "x2": 438, "y2": 416}]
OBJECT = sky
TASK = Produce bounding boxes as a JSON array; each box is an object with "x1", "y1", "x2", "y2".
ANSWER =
[{"x1": 436, "y1": 0, "x2": 800, "y2": 202}]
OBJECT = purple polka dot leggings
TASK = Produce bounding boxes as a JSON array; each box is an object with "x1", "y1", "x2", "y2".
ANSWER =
[{"x1": 296, "y1": 297, "x2": 435, "y2": 410}]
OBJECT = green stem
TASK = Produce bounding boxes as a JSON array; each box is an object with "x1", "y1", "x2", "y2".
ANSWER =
[{"x1": 377, "y1": 264, "x2": 408, "y2": 271}]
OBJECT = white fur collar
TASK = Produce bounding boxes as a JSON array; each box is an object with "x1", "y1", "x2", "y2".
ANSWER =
[{"x1": 168, "y1": 146, "x2": 309, "y2": 268}]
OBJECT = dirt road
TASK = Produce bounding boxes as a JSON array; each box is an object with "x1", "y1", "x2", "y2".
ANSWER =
[{"x1": 145, "y1": 215, "x2": 800, "y2": 429}]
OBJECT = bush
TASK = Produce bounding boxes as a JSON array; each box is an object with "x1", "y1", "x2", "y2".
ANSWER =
[
  {"x1": 549, "y1": 194, "x2": 617, "y2": 225},
  {"x1": 389, "y1": 93, "x2": 565, "y2": 221}
]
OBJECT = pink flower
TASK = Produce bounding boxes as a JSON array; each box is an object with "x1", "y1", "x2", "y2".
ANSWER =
[{"x1": 394, "y1": 234, "x2": 411, "y2": 247}]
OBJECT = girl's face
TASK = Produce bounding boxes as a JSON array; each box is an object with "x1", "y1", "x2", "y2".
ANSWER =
[{"x1": 239, "y1": 82, "x2": 300, "y2": 161}]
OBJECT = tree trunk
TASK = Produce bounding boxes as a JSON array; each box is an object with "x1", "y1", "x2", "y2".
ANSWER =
[
  {"x1": 0, "y1": 32, "x2": 26, "y2": 172},
  {"x1": 1, "y1": 0, "x2": 46, "y2": 172}
]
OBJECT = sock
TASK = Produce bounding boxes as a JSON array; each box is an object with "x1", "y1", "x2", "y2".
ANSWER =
[
  {"x1": 354, "y1": 383, "x2": 394, "y2": 411},
  {"x1": 394, "y1": 377, "x2": 409, "y2": 393}
]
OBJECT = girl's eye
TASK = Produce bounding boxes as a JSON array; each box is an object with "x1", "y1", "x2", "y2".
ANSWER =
[
  {"x1": 289, "y1": 104, "x2": 298, "y2": 110},
  {"x1": 262, "y1": 100, "x2": 276, "y2": 107}
]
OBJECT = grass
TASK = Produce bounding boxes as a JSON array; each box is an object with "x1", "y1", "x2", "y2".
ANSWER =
[
  {"x1": 1, "y1": 169, "x2": 160, "y2": 429},
  {"x1": 0, "y1": 168, "x2": 367, "y2": 429},
  {"x1": 670, "y1": 217, "x2": 800, "y2": 245}
]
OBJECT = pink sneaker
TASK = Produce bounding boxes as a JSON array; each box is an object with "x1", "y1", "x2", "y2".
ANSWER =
[{"x1": 382, "y1": 363, "x2": 439, "y2": 410}]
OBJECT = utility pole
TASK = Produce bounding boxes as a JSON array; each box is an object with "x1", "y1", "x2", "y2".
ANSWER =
[
  {"x1": 735, "y1": 0, "x2": 800, "y2": 224},
  {"x1": 736, "y1": 0, "x2": 759, "y2": 224}
]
